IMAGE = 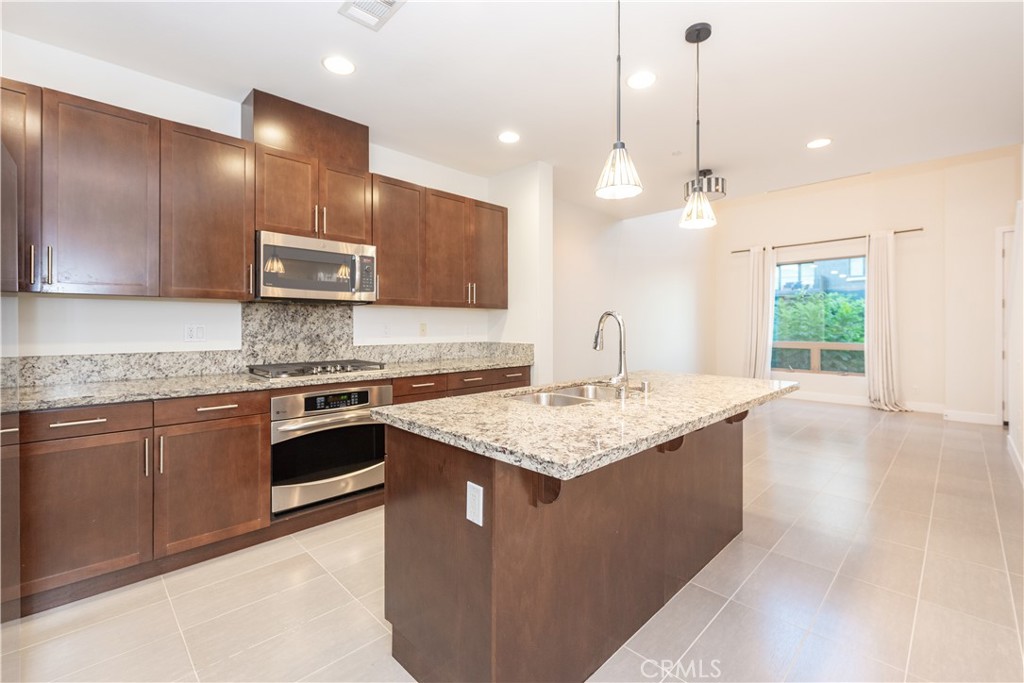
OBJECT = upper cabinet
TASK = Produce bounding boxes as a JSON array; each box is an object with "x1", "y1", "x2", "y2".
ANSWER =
[
  {"x1": 41, "y1": 89, "x2": 160, "y2": 296},
  {"x1": 160, "y1": 121, "x2": 255, "y2": 300},
  {"x1": 468, "y1": 200, "x2": 508, "y2": 309},
  {"x1": 372, "y1": 175, "x2": 426, "y2": 306},
  {"x1": 244, "y1": 90, "x2": 371, "y2": 244},
  {"x1": 0, "y1": 78, "x2": 42, "y2": 293}
]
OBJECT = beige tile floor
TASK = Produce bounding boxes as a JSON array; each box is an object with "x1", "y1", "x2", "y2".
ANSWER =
[{"x1": 2, "y1": 399, "x2": 1022, "y2": 682}]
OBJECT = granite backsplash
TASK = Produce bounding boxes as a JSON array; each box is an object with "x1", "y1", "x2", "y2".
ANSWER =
[{"x1": 18, "y1": 302, "x2": 533, "y2": 387}]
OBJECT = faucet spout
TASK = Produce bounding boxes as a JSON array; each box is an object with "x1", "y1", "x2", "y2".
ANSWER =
[{"x1": 593, "y1": 311, "x2": 628, "y2": 388}]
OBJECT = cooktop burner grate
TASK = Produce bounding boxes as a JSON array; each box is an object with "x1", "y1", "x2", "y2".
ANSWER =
[{"x1": 248, "y1": 359, "x2": 385, "y2": 379}]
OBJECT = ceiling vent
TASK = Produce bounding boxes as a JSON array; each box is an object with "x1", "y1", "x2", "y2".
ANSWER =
[{"x1": 338, "y1": 0, "x2": 405, "y2": 31}]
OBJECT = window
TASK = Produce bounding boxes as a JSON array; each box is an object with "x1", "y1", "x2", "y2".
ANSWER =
[{"x1": 772, "y1": 256, "x2": 865, "y2": 374}]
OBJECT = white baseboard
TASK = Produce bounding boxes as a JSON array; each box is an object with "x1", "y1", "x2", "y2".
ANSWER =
[
  {"x1": 905, "y1": 401, "x2": 945, "y2": 414},
  {"x1": 942, "y1": 410, "x2": 1003, "y2": 426},
  {"x1": 783, "y1": 391, "x2": 945, "y2": 415},
  {"x1": 1008, "y1": 435, "x2": 1024, "y2": 484}
]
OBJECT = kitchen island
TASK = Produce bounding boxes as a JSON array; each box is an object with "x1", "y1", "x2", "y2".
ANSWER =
[{"x1": 371, "y1": 372, "x2": 797, "y2": 683}]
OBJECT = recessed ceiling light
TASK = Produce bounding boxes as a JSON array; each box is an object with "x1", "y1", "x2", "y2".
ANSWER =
[
  {"x1": 322, "y1": 55, "x2": 356, "y2": 75},
  {"x1": 806, "y1": 138, "x2": 832, "y2": 149},
  {"x1": 627, "y1": 70, "x2": 656, "y2": 89},
  {"x1": 498, "y1": 131, "x2": 520, "y2": 144}
]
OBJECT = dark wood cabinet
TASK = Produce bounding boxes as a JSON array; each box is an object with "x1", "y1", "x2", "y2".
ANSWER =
[
  {"x1": 255, "y1": 145, "x2": 318, "y2": 239},
  {"x1": 20, "y1": 428, "x2": 153, "y2": 595},
  {"x1": 1, "y1": 78, "x2": 41, "y2": 293},
  {"x1": 469, "y1": 201, "x2": 508, "y2": 309},
  {"x1": 1, "y1": 413, "x2": 20, "y2": 619},
  {"x1": 425, "y1": 189, "x2": 471, "y2": 307},
  {"x1": 153, "y1": 413, "x2": 270, "y2": 558},
  {"x1": 372, "y1": 175, "x2": 426, "y2": 305},
  {"x1": 160, "y1": 121, "x2": 255, "y2": 300},
  {"x1": 41, "y1": 89, "x2": 160, "y2": 296},
  {"x1": 246, "y1": 90, "x2": 371, "y2": 244}
]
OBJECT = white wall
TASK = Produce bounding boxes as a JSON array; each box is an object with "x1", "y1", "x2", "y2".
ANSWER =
[
  {"x1": 2, "y1": 32, "x2": 553, "y2": 360},
  {"x1": 488, "y1": 163, "x2": 554, "y2": 383},
  {"x1": 1008, "y1": 200, "x2": 1023, "y2": 477},
  {"x1": 552, "y1": 201, "x2": 715, "y2": 383},
  {"x1": 714, "y1": 146, "x2": 1022, "y2": 423}
]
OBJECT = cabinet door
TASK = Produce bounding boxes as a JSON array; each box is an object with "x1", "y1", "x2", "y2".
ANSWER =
[
  {"x1": 425, "y1": 189, "x2": 470, "y2": 307},
  {"x1": 469, "y1": 200, "x2": 508, "y2": 309},
  {"x1": 372, "y1": 175, "x2": 426, "y2": 306},
  {"x1": 41, "y1": 90, "x2": 160, "y2": 296},
  {"x1": 20, "y1": 429, "x2": 153, "y2": 595},
  {"x1": 319, "y1": 165, "x2": 371, "y2": 244},
  {"x1": 161, "y1": 121, "x2": 255, "y2": 300},
  {"x1": 153, "y1": 414, "x2": 269, "y2": 558},
  {"x1": 1, "y1": 79, "x2": 41, "y2": 293},
  {"x1": 255, "y1": 144, "x2": 318, "y2": 239},
  {"x1": 1, "y1": 413, "x2": 19, "y2": 618}
]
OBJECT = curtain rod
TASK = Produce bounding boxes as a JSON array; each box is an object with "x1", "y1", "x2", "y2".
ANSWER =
[{"x1": 730, "y1": 227, "x2": 924, "y2": 254}]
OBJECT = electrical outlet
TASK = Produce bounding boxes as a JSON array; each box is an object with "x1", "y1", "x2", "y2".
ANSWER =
[
  {"x1": 419, "y1": 322, "x2": 428, "y2": 337},
  {"x1": 466, "y1": 482, "x2": 484, "y2": 526},
  {"x1": 184, "y1": 324, "x2": 206, "y2": 342}
]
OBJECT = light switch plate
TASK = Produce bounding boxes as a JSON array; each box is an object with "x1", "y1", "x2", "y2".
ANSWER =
[{"x1": 466, "y1": 481, "x2": 484, "y2": 526}]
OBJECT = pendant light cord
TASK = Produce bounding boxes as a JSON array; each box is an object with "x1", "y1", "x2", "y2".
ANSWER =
[
  {"x1": 695, "y1": 37, "x2": 701, "y2": 180},
  {"x1": 615, "y1": 0, "x2": 622, "y2": 143}
]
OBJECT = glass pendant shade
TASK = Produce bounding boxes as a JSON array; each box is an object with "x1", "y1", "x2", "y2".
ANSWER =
[
  {"x1": 264, "y1": 253, "x2": 285, "y2": 274},
  {"x1": 679, "y1": 189, "x2": 717, "y2": 229},
  {"x1": 595, "y1": 142, "x2": 643, "y2": 199}
]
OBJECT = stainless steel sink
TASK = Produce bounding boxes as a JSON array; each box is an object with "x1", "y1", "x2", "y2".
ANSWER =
[
  {"x1": 552, "y1": 384, "x2": 622, "y2": 401},
  {"x1": 509, "y1": 392, "x2": 594, "y2": 407}
]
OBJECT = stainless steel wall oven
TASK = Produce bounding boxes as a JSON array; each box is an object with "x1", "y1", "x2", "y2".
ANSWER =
[{"x1": 269, "y1": 385, "x2": 392, "y2": 514}]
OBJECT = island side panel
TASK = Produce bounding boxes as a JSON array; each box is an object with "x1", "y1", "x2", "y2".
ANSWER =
[
  {"x1": 383, "y1": 427, "x2": 494, "y2": 682},
  {"x1": 660, "y1": 419, "x2": 744, "y2": 598},
  {"x1": 491, "y1": 450, "x2": 667, "y2": 682}
]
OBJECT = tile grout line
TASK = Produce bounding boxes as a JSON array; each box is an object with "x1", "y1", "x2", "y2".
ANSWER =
[
  {"x1": 980, "y1": 431, "x2": 1024, "y2": 666},
  {"x1": 777, "y1": 413, "x2": 912, "y2": 682},
  {"x1": 900, "y1": 423, "x2": 947, "y2": 683},
  {"x1": 299, "y1": 633, "x2": 392, "y2": 682},
  {"x1": 160, "y1": 575, "x2": 200, "y2": 683}
]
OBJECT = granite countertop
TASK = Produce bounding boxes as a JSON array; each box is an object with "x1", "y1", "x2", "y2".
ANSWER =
[
  {"x1": 370, "y1": 371, "x2": 798, "y2": 481},
  {"x1": 13, "y1": 355, "x2": 533, "y2": 412}
]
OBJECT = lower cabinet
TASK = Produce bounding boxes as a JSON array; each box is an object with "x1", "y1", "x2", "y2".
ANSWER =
[
  {"x1": 20, "y1": 427, "x2": 153, "y2": 596},
  {"x1": 154, "y1": 414, "x2": 269, "y2": 558},
  {"x1": 391, "y1": 367, "x2": 531, "y2": 403}
]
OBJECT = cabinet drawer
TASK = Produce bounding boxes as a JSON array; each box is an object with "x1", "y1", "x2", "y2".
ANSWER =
[
  {"x1": 21, "y1": 402, "x2": 153, "y2": 443},
  {"x1": 448, "y1": 366, "x2": 531, "y2": 389},
  {"x1": 494, "y1": 366, "x2": 530, "y2": 385},
  {"x1": 393, "y1": 390, "x2": 447, "y2": 405},
  {"x1": 392, "y1": 374, "x2": 448, "y2": 397},
  {"x1": 154, "y1": 391, "x2": 268, "y2": 426}
]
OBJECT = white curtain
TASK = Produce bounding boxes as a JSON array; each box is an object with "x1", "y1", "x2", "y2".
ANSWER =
[
  {"x1": 866, "y1": 231, "x2": 907, "y2": 411},
  {"x1": 745, "y1": 246, "x2": 776, "y2": 379}
]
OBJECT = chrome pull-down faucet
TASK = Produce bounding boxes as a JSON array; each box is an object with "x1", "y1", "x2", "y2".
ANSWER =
[{"x1": 593, "y1": 311, "x2": 628, "y2": 392}]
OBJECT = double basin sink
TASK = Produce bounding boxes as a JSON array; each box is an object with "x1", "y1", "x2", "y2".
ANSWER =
[{"x1": 510, "y1": 384, "x2": 623, "y2": 407}]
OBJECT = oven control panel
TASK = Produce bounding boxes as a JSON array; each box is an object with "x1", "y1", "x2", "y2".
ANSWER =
[{"x1": 305, "y1": 390, "x2": 369, "y2": 412}]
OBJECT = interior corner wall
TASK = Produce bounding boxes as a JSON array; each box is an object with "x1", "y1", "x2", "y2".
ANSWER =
[
  {"x1": 487, "y1": 163, "x2": 554, "y2": 383},
  {"x1": 713, "y1": 146, "x2": 1022, "y2": 423},
  {"x1": 1007, "y1": 200, "x2": 1023, "y2": 479},
  {"x1": 552, "y1": 201, "x2": 715, "y2": 383}
]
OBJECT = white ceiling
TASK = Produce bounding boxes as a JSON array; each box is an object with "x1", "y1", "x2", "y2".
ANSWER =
[{"x1": 2, "y1": 1, "x2": 1022, "y2": 220}]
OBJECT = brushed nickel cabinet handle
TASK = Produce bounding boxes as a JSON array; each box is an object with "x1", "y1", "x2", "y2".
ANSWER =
[
  {"x1": 46, "y1": 246, "x2": 53, "y2": 285},
  {"x1": 505, "y1": 373, "x2": 523, "y2": 378},
  {"x1": 410, "y1": 382, "x2": 436, "y2": 388},
  {"x1": 49, "y1": 417, "x2": 107, "y2": 428},
  {"x1": 195, "y1": 403, "x2": 238, "y2": 413},
  {"x1": 159, "y1": 436, "x2": 164, "y2": 474},
  {"x1": 29, "y1": 244, "x2": 35, "y2": 285},
  {"x1": 322, "y1": 206, "x2": 327, "y2": 234},
  {"x1": 314, "y1": 203, "x2": 319, "y2": 235},
  {"x1": 472, "y1": 282, "x2": 477, "y2": 305},
  {"x1": 0, "y1": 427, "x2": 18, "y2": 435},
  {"x1": 467, "y1": 282, "x2": 472, "y2": 305},
  {"x1": 144, "y1": 437, "x2": 149, "y2": 478},
  {"x1": 462, "y1": 377, "x2": 484, "y2": 383},
  {"x1": 248, "y1": 264, "x2": 254, "y2": 295}
]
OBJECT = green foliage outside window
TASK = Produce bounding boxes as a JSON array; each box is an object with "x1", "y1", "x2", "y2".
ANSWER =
[{"x1": 774, "y1": 291, "x2": 865, "y2": 343}]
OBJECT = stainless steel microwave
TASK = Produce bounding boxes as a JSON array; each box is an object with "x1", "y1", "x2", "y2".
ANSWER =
[{"x1": 256, "y1": 231, "x2": 377, "y2": 303}]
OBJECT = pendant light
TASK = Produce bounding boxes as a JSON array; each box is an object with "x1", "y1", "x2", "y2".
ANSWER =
[
  {"x1": 595, "y1": 0, "x2": 642, "y2": 199},
  {"x1": 679, "y1": 22, "x2": 726, "y2": 229},
  {"x1": 264, "y1": 248, "x2": 285, "y2": 274}
]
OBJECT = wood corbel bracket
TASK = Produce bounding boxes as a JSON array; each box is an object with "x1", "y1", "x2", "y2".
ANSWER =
[
  {"x1": 726, "y1": 411, "x2": 749, "y2": 424},
  {"x1": 531, "y1": 471, "x2": 562, "y2": 506},
  {"x1": 656, "y1": 435, "x2": 686, "y2": 453}
]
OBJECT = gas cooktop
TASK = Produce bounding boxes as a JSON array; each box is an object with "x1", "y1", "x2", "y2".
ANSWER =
[{"x1": 248, "y1": 359, "x2": 385, "y2": 379}]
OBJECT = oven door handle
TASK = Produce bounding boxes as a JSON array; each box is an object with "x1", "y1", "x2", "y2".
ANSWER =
[{"x1": 272, "y1": 412, "x2": 380, "y2": 444}]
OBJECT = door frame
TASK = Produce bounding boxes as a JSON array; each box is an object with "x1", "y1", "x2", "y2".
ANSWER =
[{"x1": 997, "y1": 225, "x2": 1014, "y2": 424}]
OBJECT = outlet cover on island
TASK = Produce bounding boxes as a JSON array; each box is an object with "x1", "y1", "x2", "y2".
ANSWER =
[
  {"x1": 466, "y1": 481, "x2": 484, "y2": 526},
  {"x1": 184, "y1": 323, "x2": 206, "y2": 342},
  {"x1": 419, "y1": 322, "x2": 428, "y2": 337}
]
